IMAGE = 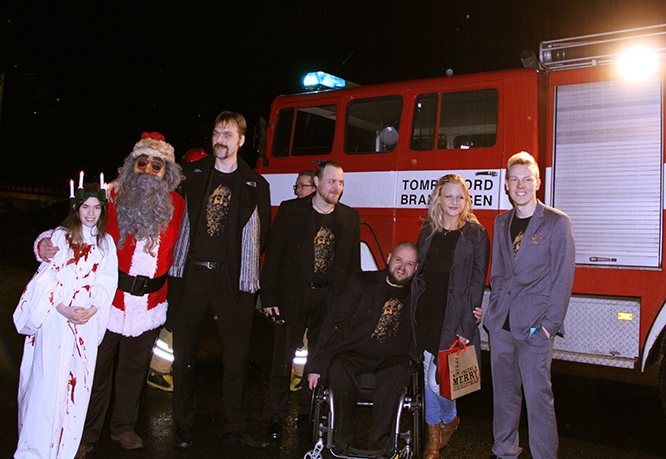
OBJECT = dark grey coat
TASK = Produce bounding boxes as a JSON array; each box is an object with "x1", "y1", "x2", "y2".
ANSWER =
[{"x1": 412, "y1": 220, "x2": 490, "y2": 353}]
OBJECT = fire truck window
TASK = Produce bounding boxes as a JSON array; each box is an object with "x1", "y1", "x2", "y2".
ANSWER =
[
  {"x1": 292, "y1": 105, "x2": 337, "y2": 156},
  {"x1": 438, "y1": 88, "x2": 498, "y2": 149},
  {"x1": 453, "y1": 134, "x2": 497, "y2": 149},
  {"x1": 272, "y1": 108, "x2": 294, "y2": 158},
  {"x1": 411, "y1": 93, "x2": 438, "y2": 151},
  {"x1": 345, "y1": 95, "x2": 403, "y2": 154}
]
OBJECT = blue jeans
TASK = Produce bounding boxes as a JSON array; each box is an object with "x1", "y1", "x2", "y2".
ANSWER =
[{"x1": 423, "y1": 351, "x2": 456, "y2": 425}]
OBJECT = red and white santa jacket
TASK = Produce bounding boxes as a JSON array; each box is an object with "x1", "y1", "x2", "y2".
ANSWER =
[{"x1": 105, "y1": 191, "x2": 185, "y2": 337}]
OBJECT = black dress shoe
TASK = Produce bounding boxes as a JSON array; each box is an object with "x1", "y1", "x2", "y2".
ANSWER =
[
  {"x1": 224, "y1": 427, "x2": 269, "y2": 448},
  {"x1": 266, "y1": 415, "x2": 284, "y2": 440},
  {"x1": 173, "y1": 424, "x2": 193, "y2": 449}
]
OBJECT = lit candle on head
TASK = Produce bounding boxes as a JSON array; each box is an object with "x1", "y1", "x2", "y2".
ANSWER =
[
  {"x1": 100, "y1": 172, "x2": 104, "y2": 190},
  {"x1": 69, "y1": 180, "x2": 75, "y2": 198},
  {"x1": 79, "y1": 171, "x2": 84, "y2": 189}
]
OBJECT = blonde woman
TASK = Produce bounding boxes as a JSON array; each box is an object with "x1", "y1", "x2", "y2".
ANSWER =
[{"x1": 411, "y1": 174, "x2": 490, "y2": 459}]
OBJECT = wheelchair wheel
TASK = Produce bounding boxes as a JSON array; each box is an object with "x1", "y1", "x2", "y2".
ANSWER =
[
  {"x1": 310, "y1": 385, "x2": 323, "y2": 443},
  {"x1": 310, "y1": 383, "x2": 334, "y2": 448},
  {"x1": 411, "y1": 363, "x2": 425, "y2": 458}
]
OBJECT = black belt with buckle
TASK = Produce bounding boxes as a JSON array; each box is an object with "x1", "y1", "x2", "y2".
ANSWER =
[
  {"x1": 117, "y1": 270, "x2": 168, "y2": 296},
  {"x1": 309, "y1": 282, "x2": 331, "y2": 289},
  {"x1": 192, "y1": 260, "x2": 224, "y2": 270}
]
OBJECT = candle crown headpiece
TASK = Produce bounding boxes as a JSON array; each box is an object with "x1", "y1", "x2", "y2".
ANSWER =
[{"x1": 70, "y1": 174, "x2": 108, "y2": 210}]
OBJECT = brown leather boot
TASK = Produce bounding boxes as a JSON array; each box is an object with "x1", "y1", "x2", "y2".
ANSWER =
[
  {"x1": 423, "y1": 422, "x2": 442, "y2": 459},
  {"x1": 440, "y1": 416, "x2": 460, "y2": 447}
]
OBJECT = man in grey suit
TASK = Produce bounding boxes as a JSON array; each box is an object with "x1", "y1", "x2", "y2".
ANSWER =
[{"x1": 484, "y1": 151, "x2": 575, "y2": 459}]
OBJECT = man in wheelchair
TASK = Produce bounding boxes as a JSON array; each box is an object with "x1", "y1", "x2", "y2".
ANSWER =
[{"x1": 308, "y1": 242, "x2": 420, "y2": 456}]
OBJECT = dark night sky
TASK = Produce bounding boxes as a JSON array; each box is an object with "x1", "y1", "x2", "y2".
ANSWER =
[{"x1": 1, "y1": 1, "x2": 665, "y2": 187}]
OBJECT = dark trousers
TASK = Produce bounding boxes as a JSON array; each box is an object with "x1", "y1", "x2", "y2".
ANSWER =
[
  {"x1": 268, "y1": 286, "x2": 329, "y2": 419},
  {"x1": 172, "y1": 265, "x2": 255, "y2": 432},
  {"x1": 328, "y1": 352, "x2": 411, "y2": 452},
  {"x1": 81, "y1": 328, "x2": 159, "y2": 445}
]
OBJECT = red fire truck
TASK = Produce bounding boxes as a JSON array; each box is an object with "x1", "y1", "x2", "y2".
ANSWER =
[{"x1": 255, "y1": 25, "x2": 666, "y2": 408}]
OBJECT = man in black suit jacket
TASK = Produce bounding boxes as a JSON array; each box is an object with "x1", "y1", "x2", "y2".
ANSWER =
[
  {"x1": 308, "y1": 242, "x2": 420, "y2": 455},
  {"x1": 169, "y1": 111, "x2": 271, "y2": 450},
  {"x1": 261, "y1": 161, "x2": 361, "y2": 439}
]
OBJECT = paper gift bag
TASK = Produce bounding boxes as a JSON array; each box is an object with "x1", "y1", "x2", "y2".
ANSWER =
[{"x1": 438, "y1": 339, "x2": 481, "y2": 400}]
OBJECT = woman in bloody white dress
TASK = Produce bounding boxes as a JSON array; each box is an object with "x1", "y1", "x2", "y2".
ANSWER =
[{"x1": 14, "y1": 184, "x2": 118, "y2": 459}]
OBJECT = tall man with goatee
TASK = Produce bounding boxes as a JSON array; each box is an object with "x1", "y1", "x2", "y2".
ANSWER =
[
  {"x1": 261, "y1": 160, "x2": 361, "y2": 440},
  {"x1": 168, "y1": 111, "x2": 271, "y2": 450},
  {"x1": 37, "y1": 132, "x2": 186, "y2": 457}
]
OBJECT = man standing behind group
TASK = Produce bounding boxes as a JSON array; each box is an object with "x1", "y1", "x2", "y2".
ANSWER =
[
  {"x1": 484, "y1": 152, "x2": 575, "y2": 459},
  {"x1": 261, "y1": 161, "x2": 361, "y2": 440},
  {"x1": 294, "y1": 169, "x2": 316, "y2": 198},
  {"x1": 169, "y1": 111, "x2": 271, "y2": 450}
]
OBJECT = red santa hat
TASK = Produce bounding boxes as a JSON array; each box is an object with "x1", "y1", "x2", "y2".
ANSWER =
[{"x1": 131, "y1": 132, "x2": 175, "y2": 163}]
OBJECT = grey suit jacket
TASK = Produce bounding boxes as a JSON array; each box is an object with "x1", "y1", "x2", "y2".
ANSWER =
[{"x1": 485, "y1": 201, "x2": 575, "y2": 340}]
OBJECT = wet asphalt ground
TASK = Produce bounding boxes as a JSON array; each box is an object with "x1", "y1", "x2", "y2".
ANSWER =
[{"x1": 2, "y1": 205, "x2": 666, "y2": 458}]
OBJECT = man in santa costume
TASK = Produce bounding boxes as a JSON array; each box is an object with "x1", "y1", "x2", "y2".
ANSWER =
[{"x1": 37, "y1": 132, "x2": 185, "y2": 457}]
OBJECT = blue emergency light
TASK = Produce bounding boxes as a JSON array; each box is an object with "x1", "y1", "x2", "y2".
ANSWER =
[{"x1": 303, "y1": 71, "x2": 347, "y2": 90}]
